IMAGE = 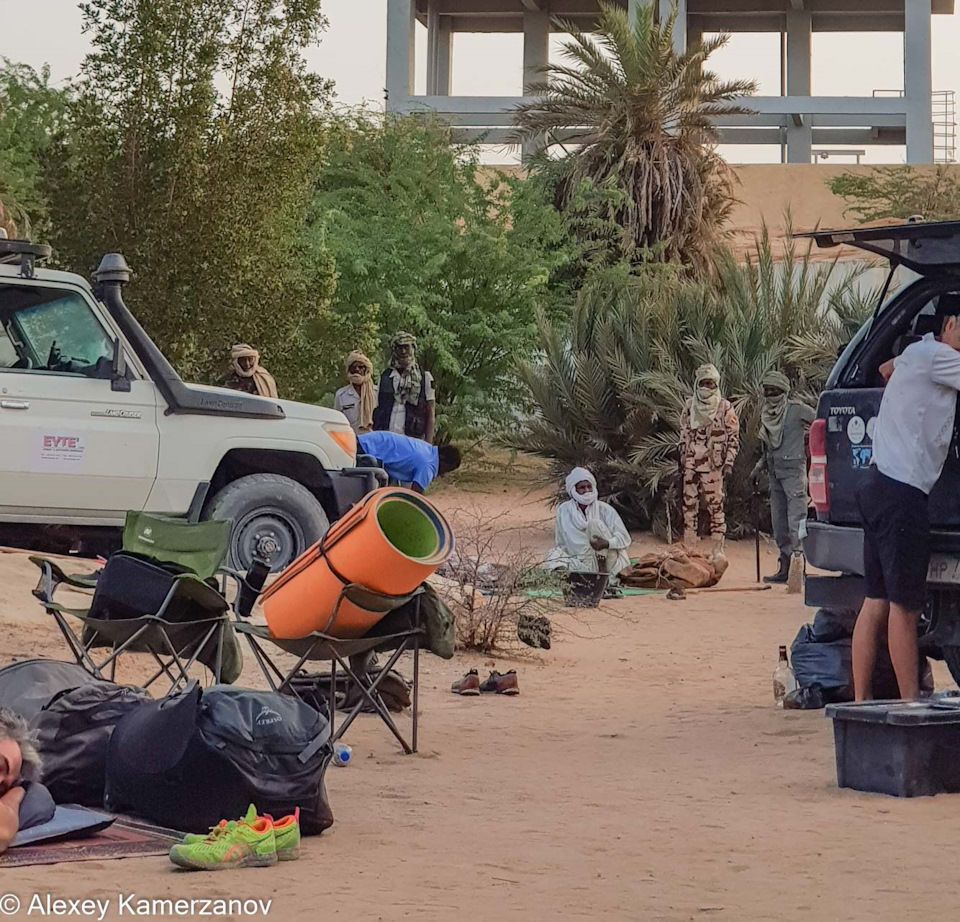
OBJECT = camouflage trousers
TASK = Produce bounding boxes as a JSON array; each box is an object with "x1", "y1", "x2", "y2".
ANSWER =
[{"x1": 682, "y1": 468, "x2": 726, "y2": 539}]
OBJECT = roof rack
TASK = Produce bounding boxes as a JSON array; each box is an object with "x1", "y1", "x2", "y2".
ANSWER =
[{"x1": 0, "y1": 237, "x2": 53, "y2": 279}]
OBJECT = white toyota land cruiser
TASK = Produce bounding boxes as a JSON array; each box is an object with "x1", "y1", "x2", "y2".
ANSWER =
[{"x1": 0, "y1": 239, "x2": 383, "y2": 570}]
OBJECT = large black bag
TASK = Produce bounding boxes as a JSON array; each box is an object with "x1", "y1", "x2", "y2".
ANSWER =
[
  {"x1": 105, "y1": 683, "x2": 333, "y2": 835},
  {"x1": 791, "y1": 621, "x2": 934, "y2": 706},
  {"x1": 0, "y1": 659, "x2": 150, "y2": 806}
]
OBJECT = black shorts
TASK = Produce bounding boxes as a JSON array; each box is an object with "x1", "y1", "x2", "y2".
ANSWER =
[{"x1": 857, "y1": 467, "x2": 930, "y2": 611}]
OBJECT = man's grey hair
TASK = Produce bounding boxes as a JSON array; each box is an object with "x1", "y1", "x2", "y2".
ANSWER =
[{"x1": 0, "y1": 709, "x2": 42, "y2": 783}]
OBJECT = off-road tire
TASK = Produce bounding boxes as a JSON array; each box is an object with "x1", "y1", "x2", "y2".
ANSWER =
[{"x1": 203, "y1": 473, "x2": 330, "y2": 572}]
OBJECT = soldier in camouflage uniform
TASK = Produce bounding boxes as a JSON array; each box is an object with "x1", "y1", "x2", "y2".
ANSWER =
[
  {"x1": 752, "y1": 370, "x2": 816, "y2": 583},
  {"x1": 679, "y1": 364, "x2": 740, "y2": 551}
]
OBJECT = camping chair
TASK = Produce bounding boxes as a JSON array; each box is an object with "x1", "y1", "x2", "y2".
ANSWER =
[
  {"x1": 230, "y1": 563, "x2": 424, "y2": 754},
  {"x1": 31, "y1": 512, "x2": 242, "y2": 694}
]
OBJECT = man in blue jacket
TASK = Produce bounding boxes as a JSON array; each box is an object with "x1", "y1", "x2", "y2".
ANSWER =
[{"x1": 357, "y1": 431, "x2": 461, "y2": 494}]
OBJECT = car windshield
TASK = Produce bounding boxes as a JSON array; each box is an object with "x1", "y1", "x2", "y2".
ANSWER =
[{"x1": 0, "y1": 284, "x2": 114, "y2": 374}]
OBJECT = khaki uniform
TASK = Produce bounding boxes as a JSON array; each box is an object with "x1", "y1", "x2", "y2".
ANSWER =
[
  {"x1": 680, "y1": 398, "x2": 740, "y2": 539},
  {"x1": 754, "y1": 402, "x2": 816, "y2": 557}
]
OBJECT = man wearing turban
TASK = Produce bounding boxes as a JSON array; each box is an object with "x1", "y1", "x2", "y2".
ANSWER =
[
  {"x1": 752, "y1": 370, "x2": 816, "y2": 583},
  {"x1": 220, "y1": 344, "x2": 278, "y2": 399},
  {"x1": 544, "y1": 467, "x2": 632, "y2": 579},
  {"x1": 372, "y1": 331, "x2": 436, "y2": 443},
  {"x1": 679, "y1": 364, "x2": 740, "y2": 554},
  {"x1": 334, "y1": 350, "x2": 376, "y2": 434}
]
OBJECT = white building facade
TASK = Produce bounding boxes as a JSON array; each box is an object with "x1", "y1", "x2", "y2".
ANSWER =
[{"x1": 384, "y1": 0, "x2": 955, "y2": 163}]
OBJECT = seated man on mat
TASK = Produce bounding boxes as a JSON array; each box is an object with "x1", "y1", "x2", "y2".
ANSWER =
[
  {"x1": 544, "y1": 467, "x2": 632, "y2": 581},
  {"x1": 357, "y1": 430, "x2": 461, "y2": 494},
  {"x1": 0, "y1": 709, "x2": 42, "y2": 854}
]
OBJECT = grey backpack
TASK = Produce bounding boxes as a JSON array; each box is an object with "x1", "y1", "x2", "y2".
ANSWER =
[{"x1": 0, "y1": 658, "x2": 149, "y2": 807}]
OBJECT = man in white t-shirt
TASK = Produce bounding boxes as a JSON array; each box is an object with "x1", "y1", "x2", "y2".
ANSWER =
[{"x1": 852, "y1": 297, "x2": 960, "y2": 700}]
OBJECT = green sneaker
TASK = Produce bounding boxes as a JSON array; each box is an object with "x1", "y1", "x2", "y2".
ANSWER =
[
  {"x1": 266, "y1": 808, "x2": 301, "y2": 861},
  {"x1": 169, "y1": 805, "x2": 277, "y2": 871},
  {"x1": 180, "y1": 804, "x2": 255, "y2": 846}
]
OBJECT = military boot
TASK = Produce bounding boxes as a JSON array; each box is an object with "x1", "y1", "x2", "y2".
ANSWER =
[{"x1": 764, "y1": 553, "x2": 790, "y2": 584}]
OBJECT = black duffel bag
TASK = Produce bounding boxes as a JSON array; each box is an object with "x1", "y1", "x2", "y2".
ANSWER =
[
  {"x1": 790, "y1": 620, "x2": 934, "y2": 707},
  {"x1": 0, "y1": 658, "x2": 150, "y2": 806},
  {"x1": 105, "y1": 683, "x2": 333, "y2": 835}
]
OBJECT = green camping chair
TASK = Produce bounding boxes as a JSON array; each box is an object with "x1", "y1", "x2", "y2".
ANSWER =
[{"x1": 31, "y1": 512, "x2": 243, "y2": 694}]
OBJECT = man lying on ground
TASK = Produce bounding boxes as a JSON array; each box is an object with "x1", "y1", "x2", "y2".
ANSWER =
[
  {"x1": 0, "y1": 709, "x2": 42, "y2": 854},
  {"x1": 544, "y1": 467, "x2": 632, "y2": 581},
  {"x1": 357, "y1": 430, "x2": 461, "y2": 494}
]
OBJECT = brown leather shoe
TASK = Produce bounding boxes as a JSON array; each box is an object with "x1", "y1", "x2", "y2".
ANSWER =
[
  {"x1": 451, "y1": 669, "x2": 481, "y2": 696},
  {"x1": 479, "y1": 670, "x2": 519, "y2": 696}
]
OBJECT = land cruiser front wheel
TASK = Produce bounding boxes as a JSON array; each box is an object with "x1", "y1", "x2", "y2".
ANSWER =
[{"x1": 203, "y1": 473, "x2": 330, "y2": 572}]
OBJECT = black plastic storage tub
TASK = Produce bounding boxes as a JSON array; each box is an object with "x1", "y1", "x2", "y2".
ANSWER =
[{"x1": 826, "y1": 700, "x2": 960, "y2": 797}]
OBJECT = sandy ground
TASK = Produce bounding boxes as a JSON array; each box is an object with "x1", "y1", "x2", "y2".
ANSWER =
[{"x1": 1, "y1": 485, "x2": 959, "y2": 922}]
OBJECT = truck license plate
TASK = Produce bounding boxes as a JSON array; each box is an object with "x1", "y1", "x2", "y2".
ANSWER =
[{"x1": 929, "y1": 555, "x2": 960, "y2": 585}]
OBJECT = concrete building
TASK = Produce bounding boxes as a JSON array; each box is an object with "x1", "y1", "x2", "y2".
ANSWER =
[{"x1": 385, "y1": 0, "x2": 955, "y2": 163}]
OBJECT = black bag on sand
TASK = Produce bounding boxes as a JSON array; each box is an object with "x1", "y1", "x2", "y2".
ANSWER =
[
  {"x1": 105, "y1": 683, "x2": 333, "y2": 835},
  {"x1": 0, "y1": 659, "x2": 149, "y2": 807},
  {"x1": 790, "y1": 621, "x2": 934, "y2": 708}
]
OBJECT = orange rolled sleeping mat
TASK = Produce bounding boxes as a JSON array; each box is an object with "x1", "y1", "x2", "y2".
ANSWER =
[{"x1": 261, "y1": 487, "x2": 454, "y2": 639}]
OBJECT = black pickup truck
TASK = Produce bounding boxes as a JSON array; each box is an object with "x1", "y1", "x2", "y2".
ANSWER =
[{"x1": 800, "y1": 220, "x2": 960, "y2": 685}]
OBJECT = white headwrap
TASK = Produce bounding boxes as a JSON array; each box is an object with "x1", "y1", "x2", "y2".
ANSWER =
[{"x1": 565, "y1": 467, "x2": 601, "y2": 526}]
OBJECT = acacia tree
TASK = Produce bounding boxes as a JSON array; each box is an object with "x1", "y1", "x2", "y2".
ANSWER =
[
  {"x1": 45, "y1": 0, "x2": 336, "y2": 396},
  {"x1": 828, "y1": 165, "x2": 960, "y2": 223},
  {"x1": 512, "y1": 1, "x2": 756, "y2": 274},
  {"x1": 307, "y1": 112, "x2": 573, "y2": 438},
  {"x1": 0, "y1": 60, "x2": 68, "y2": 238}
]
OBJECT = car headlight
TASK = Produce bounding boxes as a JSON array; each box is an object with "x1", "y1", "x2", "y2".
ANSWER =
[{"x1": 326, "y1": 425, "x2": 357, "y2": 459}]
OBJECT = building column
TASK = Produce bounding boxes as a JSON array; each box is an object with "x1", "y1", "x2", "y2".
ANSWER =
[
  {"x1": 658, "y1": 0, "x2": 687, "y2": 55},
  {"x1": 426, "y1": 2, "x2": 452, "y2": 96},
  {"x1": 523, "y1": 7, "x2": 549, "y2": 93},
  {"x1": 785, "y1": 9, "x2": 812, "y2": 164},
  {"x1": 386, "y1": 0, "x2": 415, "y2": 110},
  {"x1": 522, "y1": 7, "x2": 550, "y2": 160},
  {"x1": 905, "y1": 0, "x2": 934, "y2": 163}
]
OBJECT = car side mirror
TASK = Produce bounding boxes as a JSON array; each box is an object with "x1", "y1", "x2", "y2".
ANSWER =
[{"x1": 111, "y1": 338, "x2": 131, "y2": 392}]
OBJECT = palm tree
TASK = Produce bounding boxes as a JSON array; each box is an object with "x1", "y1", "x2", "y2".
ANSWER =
[
  {"x1": 515, "y1": 227, "x2": 880, "y2": 535},
  {"x1": 512, "y1": 1, "x2": 757, "y2": 274}
]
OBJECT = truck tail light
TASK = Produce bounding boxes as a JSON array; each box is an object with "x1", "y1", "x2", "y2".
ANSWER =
[{"x1": 808, "y1": 418, "x2": 829, "y2": 515}]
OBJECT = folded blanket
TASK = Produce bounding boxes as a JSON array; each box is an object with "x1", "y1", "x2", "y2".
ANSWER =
[{"x1": 619, "y1": 545, "x2": 728, "y2": 591}]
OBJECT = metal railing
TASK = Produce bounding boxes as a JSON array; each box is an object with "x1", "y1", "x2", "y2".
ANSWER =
[{"x1": 873, "y1": 88, "x2": 956, "y2": 163}]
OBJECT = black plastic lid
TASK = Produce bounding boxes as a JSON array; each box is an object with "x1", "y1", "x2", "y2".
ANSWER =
[{"x1": 826, "y1": 700, "x2": 960, "y2": 726}]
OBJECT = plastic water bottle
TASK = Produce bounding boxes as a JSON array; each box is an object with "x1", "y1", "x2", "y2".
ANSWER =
[
  {"x1": 773, "y1": 645, "x2": 797, "y2": 708},
  {"x1": 332, "y1": 742, "x2": 353, "y2": 767}
]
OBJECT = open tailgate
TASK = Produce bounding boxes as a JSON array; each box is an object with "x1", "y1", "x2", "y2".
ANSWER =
[{"x1": 796, "y1": 221, "x2": 960, "y2": 275}]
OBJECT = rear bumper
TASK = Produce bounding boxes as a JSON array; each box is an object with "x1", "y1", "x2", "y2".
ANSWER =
[
  {"x1": 802, "y1": 521, "x2": 960, "y2": 641},
  {"x1": 802, "y1": 520, "x2": 864, "y2": 576},
  {"x1": 803, "y1": 519, "x2": 960, "y2": 576},
  {"x1": 327, "y1": 466, "x2": 387, "y2": 519}
]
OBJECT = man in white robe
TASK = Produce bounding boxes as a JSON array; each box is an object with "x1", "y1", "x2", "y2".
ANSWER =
[{"x1": 545, "y1": 468, "x2": 632, "y2": 579}]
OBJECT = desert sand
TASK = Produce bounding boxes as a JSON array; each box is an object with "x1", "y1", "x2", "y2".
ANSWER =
[{"x1": 1, "y1": 483, "x2": 958, "y2": 922}]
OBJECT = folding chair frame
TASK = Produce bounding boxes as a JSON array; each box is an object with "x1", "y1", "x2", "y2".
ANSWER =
[
  {"x1": 235, "y1": 587, "x2": 423, "y2": 755},
  {"x1": 32, "y1": 557, "x2": 229, "y2": 695}
]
